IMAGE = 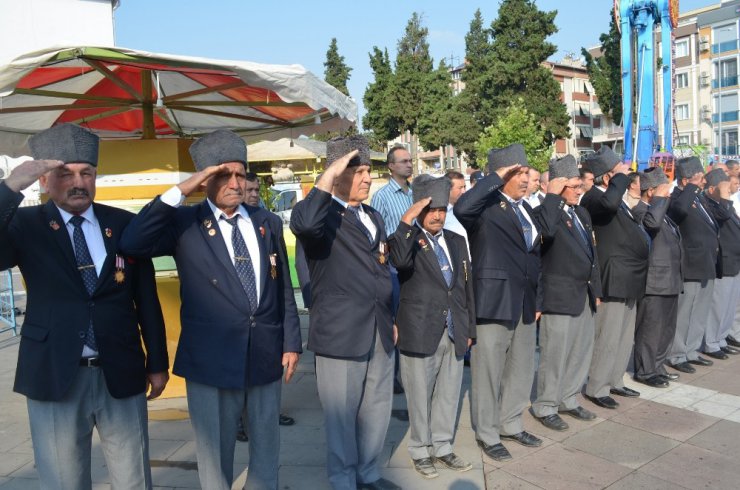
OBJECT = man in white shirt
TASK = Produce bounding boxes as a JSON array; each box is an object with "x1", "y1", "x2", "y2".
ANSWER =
[{"x1": 444, "y1": 170, "x2": 469, "y2": 254}]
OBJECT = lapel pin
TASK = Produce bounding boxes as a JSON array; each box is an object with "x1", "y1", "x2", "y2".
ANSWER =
[
  {"x1": 105, "y1": 227, "x2": 112, "y2": 238},
  {"x1": 566, "y1": 220, "x2": 572, "y2": 228},
  {"x1": 49, "y1": 220, "x2": 60, "y2": 231},
  {"x1": 260, "y1": 225, "x2": 266, "y2": 238},
  {"x1": 269, "y1": 253, "x2": 278, "y2": 279},
  {"x1": 500, "y1": 202, "x2": 507, "y2": 210},
  {"x1": 208, "y1": 228, "x2": 217, "y2": 236},
  {"x1": 204, "y1": 219, "x2": 212, "y2": 229}
]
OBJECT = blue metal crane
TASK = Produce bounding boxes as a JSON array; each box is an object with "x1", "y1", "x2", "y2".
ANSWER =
[{"x1": 618, "y1": 0, "x2": 679, "y2": 170}]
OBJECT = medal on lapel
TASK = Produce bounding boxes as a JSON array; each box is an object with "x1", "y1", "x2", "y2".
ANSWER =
[
  {"x1": 566, "y1": 220, "x2": 572, "y2": 228},
  {"x1": 418, "y1": 238, "x2": 429, "y2": 251},
  {"x1": 260, "y1": 226, "x2": 266, "y2": 238},
  {"x1": 463, "y1": 260, "x2": 469, "y2": 282},
  {"x1": 49, "y1": 220, "x2": 60, "y2": 231},
  {"x1": 500, "y1": 202, "x2": 507, "y2": 210},
  {"x1": 378, "y1": 241, "x2": 387, "y2": 265},
  {"x1": 105, "y1": 227, "x2": 112, "y2": 238},
  {"x1": 114, "y1": 255, "x2": 126, "y2": 283},
  {"x1": 270, "y1": 253, "x2": 278, "y2": 279},
  {"x1": 592, "y1": 231, "x2": 597, "y2": 246},
  {"x1": 204, "y1": 219, "x2": 217, "y2": 236}
]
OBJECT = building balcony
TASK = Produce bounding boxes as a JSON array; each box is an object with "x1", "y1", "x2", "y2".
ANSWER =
[
  {"x1": 712, "y1": 76, "x2": 739, "y2": 89},
  {"x1": 712, "y1": 111, "x2": 740, "y2": 123},
  {"x1": 714, "y1": 146, "x2": 739, "y2": 155},
  {"x1": 712, "y1": 40, "x2": 738, "y2": 54}
]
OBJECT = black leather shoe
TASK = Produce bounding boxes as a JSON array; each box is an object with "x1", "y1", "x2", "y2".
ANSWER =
[
  {"x1": 433, "y1": 453, "x2": 473, "y2": 472},
  {"x1": 357, "y1": 477, "x2": 402, "y2": 489},
  {"x1": 668, "y1": 361, "x2": 695, "y2": 373},
  {"x1": 727, "y1": 335, "x2": 740, "y2": 348},
  {"x1": 610, "y1": 386, "x2": 640, "y2": 397},
  {"x1": 236, "y1": 429, "x2": 248, "y2": 442},
  {"x1": 477, "y1": 440, "x2": 512, "y2": 461},
  {"x1": 660, "y1": 372, "x2": 680, "y2": 381},
  {"x1": 634, "y1": 375, "x2": 669, "y2": 388},
  {"x1": 721, "y1": 345, "x2": 740, "y2": 355},
  {"x1": 279, "y1": 414, "x2": 295, "y2": 426},
  {"x1": 412, "y1": 457, "x2": 438, "y2": 479},
  {"x1": 560, "y1": 406, "x2": 596, "y2": 421},
  {"x1": 690, "y1": 355, "x2": 715, "y2": 365},
  {"x1": 585, "y1": 394, "x2": 619, "y2": 409},
  {"x1": 537, "y1": 413, "x2": 569, "y2": 431},
  {"x1": 501, "y1": 431, "x2": 542, "y2": 447}
]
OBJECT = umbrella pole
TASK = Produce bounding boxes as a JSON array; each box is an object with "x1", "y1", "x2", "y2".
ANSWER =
[{"x1": 141, "y1": 70, "x2": 155, "y2": 139}]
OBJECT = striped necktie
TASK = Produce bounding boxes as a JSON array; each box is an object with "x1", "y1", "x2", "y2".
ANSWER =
[
  {"x1": 69, "y1": 215, "x2": 98, "y2": 351},
  {"x1": 223, "y1": 215, "x2": 259, "y2": 311}
]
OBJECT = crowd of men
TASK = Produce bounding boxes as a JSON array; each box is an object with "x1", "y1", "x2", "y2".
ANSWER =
[{"x1": 3, "y1": 123, "x2": 740, "y2": 490}]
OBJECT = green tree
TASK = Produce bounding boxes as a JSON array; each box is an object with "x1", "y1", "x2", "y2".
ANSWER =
[
  {"x1": 582, "y1": 9, "x2": 622, "y2": 124},
  {"x1": 476, "y1": 98, "x2": 550, "y2": 172},
  {"x1": 391, "y1": 12, "x2": 434, "y2": 135},
  {"x1": 482, "y1": 0, "x2": 570, "y2": 144},
  {"x1": 362, "y1": 46, "x2": 399, "y2": 142},
  {"x1": 323, "y1": 37, "x2": 352, "y2": 96},
  {"x1": 418, "y1": 60, "x2": 456, "y2": 150}
]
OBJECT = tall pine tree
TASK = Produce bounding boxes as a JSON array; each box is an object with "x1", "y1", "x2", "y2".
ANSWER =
[
  {"x1": 483, "y1": 0, "x2": 570, "y2": 144},
  {"x1": 362, "y1": 46, "x2": 399, "y2": 142},
  {"x1": 418, "y1": 60, "x2": 456, "y2": 150},
  {"x1": 582, "y1": 9, "x2": 622, "y2": 124},
  {"x1": 323, "y1": 38, "x2": 352, "y2": 96}
]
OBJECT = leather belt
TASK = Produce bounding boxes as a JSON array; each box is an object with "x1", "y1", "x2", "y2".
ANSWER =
[{"x1": 79, "y1": 357, "x2": 101, "y2": 367}]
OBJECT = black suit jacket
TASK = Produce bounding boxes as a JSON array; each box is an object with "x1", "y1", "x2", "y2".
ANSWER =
[
  {"x1": 667, "y1": 184, "x2": 720, "y2": 281},
  {"x1": 290, "y1": 188, "x2": 394, "y2": 358},
  {"x1": 0, "y1": 182, "x2": 168, "y2": 401},
  {"x1": 454, "y1": 173, "x2": 550, "y2": 325},
  {"x1": 704, "y1": 196, "x2": 740, "y2": 277},
  {"x1": 632, "y1": 198, "x2": 683, "y2": 296},
  {"x1": 579, "y1": 174, "x2": 650, "y2": 300},
  {"x1": 389, "y1": 221, "x2": 475, "y2": 357},
  {"x1": 119, "y1": 197, "x2": 301, "y2": 388},
  {"x1": 533, "y1": 194, "x2": 602, "y2": 315}
]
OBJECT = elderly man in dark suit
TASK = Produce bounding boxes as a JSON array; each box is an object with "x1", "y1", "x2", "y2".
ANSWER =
[
  {"x1": 0, "y1": 123, "x2": 169, "y2": 489},
  {"x1": 632, "y1": 167, "x2": 683, "y2": 388},
  {"x1": 702, "y1": 169, "x2": 740, "y2": 359},
  {"x1": 120, "y1": 130, "x2": 301, "y2": 490},
  {"x1": 290, "y1": 136, "x2": 399, "y2": 490},
  {"x1": 666, "y1": 157, "x2": 719, "y2": 373},
  {"x1": 531, "y1": 155, "x2": 601, "y2": 432},
  {"x1": 580, "y1": 146, "x2": 650, "y2": 409},
  {"x1": 455, "y1": 144, "x2": 557, "y2": 461},
  {"x1": 389, "y1": 175, "x2": 475, "y2": 479}
]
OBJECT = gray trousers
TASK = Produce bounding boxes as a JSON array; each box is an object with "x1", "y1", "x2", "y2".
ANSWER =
[
  {"x1": 186, "y1": 378, "x2": 281, "y2": 490},
  {"x1": 635, "y1": 295, "x2": 679, "y2": 379},
  {"x1": 585, "y1": 299, "x2": 636, "y2": 398},
  {"x1": 708, "y1": 273, "x2": 740, "y2": 351},
  {"x1": 732, "y1": 276, "x2": 740, "y2": 340},
  {"x1": 532, "y1": 299, "x2": 594, "y2": 417},
  {"x1": 471, "y1": 318, "x2": 536, "y2": 445},
  {"x1": 315, "y1": 328, "x2": 394, "y2": 490},
  {"x1": 400, "y1": 335, "x2": 463, "y2": 460},
  {"x1": 669, "y1": 280, "x2": 714, "y2": 364},
  {"x1": 27, "y1": 366, "x2": 150, "y2": 490}
]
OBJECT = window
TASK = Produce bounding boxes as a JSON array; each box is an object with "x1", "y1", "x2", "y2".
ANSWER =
[
  {"x1": 577, "y1": 103, "x2": 591, "y2": 117},
  {"x1": 577, "y1": 125, "x2": 593, "y2": 138},
  {"x1": 676, "y1": 72, "x2": 689, "y2": 89},
  {"x1": 676, "y1": 104, "x2": 690, "y2": 120},
  {"x1": 677, "y1": 135, "x2": 690, "y2": 146},
  {"x1": 675, "y1": 39, "x2": 689, "y2": 58}
]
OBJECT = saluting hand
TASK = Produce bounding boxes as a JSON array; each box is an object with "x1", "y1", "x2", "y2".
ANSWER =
[
  {"x1": 4, "y1": 159, "x2": 64, "y2": 193},
  {"x1": 495, "y1": 163, "x2": 521, "y2": 181},
  {"x1": 176, "y1": 164, "x2": 229, "y2": 197},
  {"x1": 654, "y1": 182, "x2": 672, "y2": 198},
  {"x1": 547, "y1": 177, "x2": 568, "y2": 195},
  {"x1": 718, "y1": 180, "x2": 732, "y2": 200},
  {"x1": 400, "y1": 197, "x2": 432, "y2": 225},
  {"x1": 315, "y1": 149, "x2": 360, "y2": 193}
]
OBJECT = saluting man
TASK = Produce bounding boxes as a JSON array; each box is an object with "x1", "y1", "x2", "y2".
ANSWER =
[
  {"x1": 531, "y1": 155, "x2": 601, "y2": 431},
  {"x1": 120, "y1": 129, "x2": 301, "y2": 490},
  {"x1": 0, "y1": 123, "x2": 169, "y2": 489},
  {"x1": 389, "y1": 175, "x2": 475, "y2": 479}
]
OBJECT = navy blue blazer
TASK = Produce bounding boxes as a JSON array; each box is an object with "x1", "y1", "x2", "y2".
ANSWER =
[
  {"x1": 0, "y1": 182, "x2": 168, "y2": 401},
  {"x1": 290, "y1": 188, "x2": 394, "y2": 358},
  {"x1": 119, "y1": 197, "x2": 301, "y2": 388},
  {"x1": 453, "y1": 173, "x2": 546, "y2": 325}
]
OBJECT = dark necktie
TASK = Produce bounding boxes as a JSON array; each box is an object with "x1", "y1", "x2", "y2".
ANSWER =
[
  {"x1": 511, "y1": 201, "x2": 533, "y2": 250},
  {"x1": 223, "y1": 216, "x2": 259, "y2": 311},
  {"x1": 429, "y1": 234, "x2": 454, "y2": 340},
  {"x1": 567, "y1": 207, "x2": 592, "y2": 256},
  {"x1": 69, "y1": 215, "x2": 98, "y2": 351},
  {"x1": 346, "y1": 205, "x2": 374, "y2": 243}
]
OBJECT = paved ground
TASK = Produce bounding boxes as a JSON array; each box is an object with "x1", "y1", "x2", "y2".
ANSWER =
[{"x1": 2, "y1": 305, "x2": 740, "y2": 489}]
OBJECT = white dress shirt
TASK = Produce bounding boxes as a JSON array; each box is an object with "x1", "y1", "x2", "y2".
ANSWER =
[
  {"x1": 161, "y1": 186, "x2": 261, "y2": 301},
  {"x1": 423, "y1": 227, "x2": 453, "y2": 272},
  {"x1": 58, "y1": 204, "x2": 105, "y2": 357},
  {"x1": 500, "y1": 191, "x2": 538, "y2": 247},
  {"x1": 332, "y1": 195, "x2": 378, "y2": 240},
  {"x1": 444, "y1": 204, "x2": 470, "y2": 259}
]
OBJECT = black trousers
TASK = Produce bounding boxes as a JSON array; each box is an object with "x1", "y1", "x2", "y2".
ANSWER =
[{"x1": 634, "y1": 294, "x2": 679, "y2": 378}]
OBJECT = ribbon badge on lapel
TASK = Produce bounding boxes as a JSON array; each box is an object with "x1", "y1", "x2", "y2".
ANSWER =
[
  {"x1": 418, "y1": 238, "x2": 429, "y2": 252},
  {"x1": 500, "y1": 201, "x2": 507, "y2": 210},
  {"x1": 114, "y1": 255, "x2": 126, "y2": 284},
  {"x1": 566, "y1": 220, "x2": 573, "y2": 228},
  {"x1": 49, "y1": 219, "x2": 60, "y2": 231},
  {"x1": 260, "y1": 226, "x2": 266, "y2": 238},
  {"x1": 269, "y1": 253, "x2": 278, "y2": 279},
  {"x1": 203, "y1": 218, "x2": 216, "y2": 236},
  {"x1": 378, "y1": 241, "x2": 387, "y2": 265},
  {"x1": 463, "y1": 260, "x2": 469, "y2": 282},
  {"x1": 105, "y1": 227, "x2": 112, "y2": 238}
]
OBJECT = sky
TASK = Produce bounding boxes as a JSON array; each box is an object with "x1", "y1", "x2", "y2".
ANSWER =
[{"x1": 114, "y1": 0, "x2": 713, "y2": 128}]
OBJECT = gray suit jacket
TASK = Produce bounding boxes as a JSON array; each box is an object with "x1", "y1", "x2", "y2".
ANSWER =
[{"x1": 632, "y1": 198, "x2": 683, "y2": 296}]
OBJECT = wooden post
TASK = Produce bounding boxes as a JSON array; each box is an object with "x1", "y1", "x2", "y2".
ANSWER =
[{"x1": 141, "y1": 70, "x2": 155, "y2": 139}]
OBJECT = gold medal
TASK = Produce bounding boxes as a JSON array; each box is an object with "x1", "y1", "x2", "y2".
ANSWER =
[
  {"x1": 379, "y1": 254, "x2": 386, "y2": 265},
  {"x1": 208, "y1": 229, "x2": 216, "y2": 236},
  {"x1": 270, "y1": 254, "x2": 277, "y2": 279},
  {"x1": 114, "y1": 270, "x2": 125, "y2": 283}
]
